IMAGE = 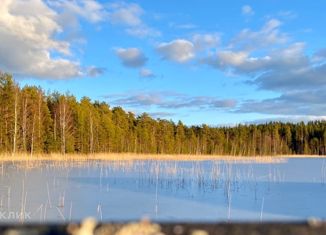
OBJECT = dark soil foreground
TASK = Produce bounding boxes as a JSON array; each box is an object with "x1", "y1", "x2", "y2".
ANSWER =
[{"x1": 0, "y1": 220, "x2": 326, "y2": 235}]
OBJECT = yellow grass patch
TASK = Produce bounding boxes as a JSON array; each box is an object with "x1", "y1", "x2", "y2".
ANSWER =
[{"x1": 0, "y1": 152, "x2": 322, "y2": 163}]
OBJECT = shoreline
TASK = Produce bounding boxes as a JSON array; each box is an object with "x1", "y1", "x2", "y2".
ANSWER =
[{"x1": 0, "y1": 153, "x2": 324, "y2": 162}]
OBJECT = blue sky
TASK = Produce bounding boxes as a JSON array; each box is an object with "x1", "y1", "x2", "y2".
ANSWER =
[{"x1": 1, "y1": 0, "x2": 326, "y2": 125}]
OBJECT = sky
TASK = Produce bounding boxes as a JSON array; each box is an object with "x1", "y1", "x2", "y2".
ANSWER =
[{"x1": 1, "y1": 0, "x2": 326, "y2": 126}]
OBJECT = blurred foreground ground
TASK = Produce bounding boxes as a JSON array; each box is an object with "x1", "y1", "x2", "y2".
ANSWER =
[{"x1": 0, "y1": 219, "x2": 326, "y2": 235}]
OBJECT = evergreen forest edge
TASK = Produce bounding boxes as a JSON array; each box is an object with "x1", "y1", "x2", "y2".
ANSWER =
[{"x1": 1, "y1": 73, "x2": 326, "y2": 156}]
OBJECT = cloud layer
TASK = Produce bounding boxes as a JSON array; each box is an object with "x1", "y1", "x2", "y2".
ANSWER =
[
  {"x1": 115, "y1": 48, "x2": 148, "y2": 68},
  {"x1": 157, "y1": 39, "x2": 195, "y2": 63},
  {"x1": 106, "y1": 91, "x2": 236, "y2": 111},
  {"x1": 190, "y1": 18, "x2": 326, "y2": 118},
  {"x1": 139, "y1": 68, "x2": 155, "y2": 78},
  {"x1": 107, "y1": 1, "x2": 160, "y2": 38},
  {"x1": 2, "y1": 1, "x2": 326, "y2": 122},
  {"x1": 242, "y1": 5, "x2": 254, "y2": 16},
  {"x1": 0, "y1": 0, "x2": 104, "y2": 79},
  {"x1": 0, "y1": 0, "x2": 159, "y2": 79}
]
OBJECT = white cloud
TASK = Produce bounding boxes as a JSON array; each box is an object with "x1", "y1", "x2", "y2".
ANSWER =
[
  {"x1": 115, "y1": 48, "x2": 148, "y2": 68},
  {"x1": 238, "y1": 90, "x2": 326, "y2": 116},
  {"x1": 248, "y1": 115, "x2": 326, "y2": 124},
  {"x1": 242, "y1": 5, "x2": 254, "y2": 16},
  {"x1": 156, "y1": 39, "x2": 195, "y2": 63},
  {"x1": 148, "y1": 112, "x2": 175, "y2": 118},
  {"x1": 229, "y1": 19, "x2": 288, "y2": 51},
  {"x1": 0, "y1": 0, "x2": 81, "y2": 79},
  {"x1": 202, "y1": 42, "x2": 313, "y2": 81},
  {"x1": 125, "y1": 26, "x2": 161, "y2": 38},
  {"x1": 49, "y1": 0, "x2": 106, "y2": 24},
  {"x1": 217, "y1": 51, "x2": 249, "y2": 67},
  {"x1": 87, "y1": 66, "x2": 106, "y2": 77},
  {"x1": 198, "y1": 18, "x2": 326, "y2": 117},
  {"x1": 169, "y1": 23, "x2": 197, "y2": 30},
  {"x1": 107, "y1": 1, "x2": 160, "y2": 38},
  {"x1": 109, "y1": 92, "x2": 162, "y2": 107},
  {"x1": 139, "y1": 68, "x2": 155, "y2": 78},
  {"x1": 156, "y1": 34, "x2": 220, "y2": 64},
  {"x1": 192, "y1": 33, "x2": 220, "y2": 51},
  {"x1": 314, "y1": 48, "x2": 326, "y2": 60},
  {"x1": 107, "y1": 91, "x2": 236, "y2": 110},
  {"x1": 253, "y1": 61, "x2": 326, "y2": 91},
  {"x1": 201, "y1": 19, "x2": 312, "y2": 81},
  {"x1": 0, "y1": 0, "x2": 105, "y2": 79},
  {"x1": 278, "y1": 10, "x2": 297, "y2": 20},
  {"x1": 108, "y1": 2, "x2": 143, "y2": 26}
]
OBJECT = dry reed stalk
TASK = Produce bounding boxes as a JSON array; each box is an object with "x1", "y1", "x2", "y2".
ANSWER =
[{"x1": 0, "y1": 153, "x2": 320, "y2": 163}]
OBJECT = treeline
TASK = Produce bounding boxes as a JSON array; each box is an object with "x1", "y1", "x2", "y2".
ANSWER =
[{"x1": 1, "y1": 73, "x2": 326, "y2": 156}]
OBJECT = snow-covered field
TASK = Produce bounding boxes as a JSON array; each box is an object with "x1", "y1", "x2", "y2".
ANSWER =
[{"x1": 0, "y1": 158, "x2": 325, "y2": 223}]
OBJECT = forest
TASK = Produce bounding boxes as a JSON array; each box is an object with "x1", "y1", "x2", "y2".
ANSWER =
[{"x1": 1, "y1": 72, "x2": 326, "y2": 156}]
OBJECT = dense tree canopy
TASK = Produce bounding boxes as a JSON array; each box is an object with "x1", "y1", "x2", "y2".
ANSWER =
[{"x1": 1, "y1": 73, "x2": 326, "y2": 156}]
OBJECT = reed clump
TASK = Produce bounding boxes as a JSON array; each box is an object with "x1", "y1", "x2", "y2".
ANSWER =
[{"x1": 0, "y1": 152, "x2": 307, "y2": 163}]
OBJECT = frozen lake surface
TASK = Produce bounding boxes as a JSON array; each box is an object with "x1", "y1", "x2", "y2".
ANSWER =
[{"x1": 0, "y1": 158, "x2": 325, "y2": 223}]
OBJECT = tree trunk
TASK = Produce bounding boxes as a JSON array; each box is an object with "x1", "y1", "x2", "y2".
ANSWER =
[
  {"x1": 89, "y1": 114, "x2": 94, "y2": 153},
  {"x1": 31, "y1": 114, "x2": 36, "y2": 156},
  {"x1": 38, "y1": 92, "x2": 42, "y2": 145},
  {"x1": 22, "y1": 97, "x2": 27, "y2": 152},
  {"x1": 13, "y1": 89, "x2": 18, "y2": 154},
  {"x1": 60, "y1": 103, "x2": 66, "y2": 155}
]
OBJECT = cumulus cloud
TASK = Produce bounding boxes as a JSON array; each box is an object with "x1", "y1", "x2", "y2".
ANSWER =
[
  {"x1": 229, "y1": 19, "x2": 288, "y2": 51},
  {"x1": 203, "y1": 42, "x2": 308, "y2": 76},
  {"x1": 125, "y1": 26, "x2": 161, "y2": 38},
  {"x1": 49, "y1": 0, "x2": 106, "y2": 24},
  {"x1": 203, "y1": 40, "x2": 326, "y2": 93},
  {"x1": 169, "y1": 23, "x2": 197, "y2": 30},
  {"x1": 314, "y1": 48, "x2": 326, "y2": 60},
  {"x1": 0, "y1": 0, "x2": 103, "y2": 79},
  {"x1": 247, "y1": 115, "x2": 326, "y2": 124},
  {"x1": 108, "y1": 2, "x2": 143, "y2": 26},
  {"x1": 108, "y1": 92, "x2": 162, "y2": 107},
  {"x1": 159, "y1": 96, "x2": 236, "y2": 109},
  {"x1": 115, "y1": 48, "x2": 147, "y2": 68},
  {"x1": 200, "y1": 18, "x2": 326, "y2": 92},
  {"x1": 278, "y1": 10, "x2": 297, "y2": 20},
  {"x1": 106, "y1": 91, "x2": 236, "y2": 110},
  {"x1": 148, "y1": 112, "x2": 175, "y2": 118},
  {"x1": 196, "y1": 18, "x2": 326, "y2": 117},
  {"x1": 156, "y1": 34, "x2": 220, "y2": 64},
  {"x1": 242, "y1": 5, "x2": 254, "y2": 16},
  {"x1": 87, "y1": 66, "x2": 106, "y2": 77},
  {"x1": 156, "y1": 39, "x2": 195, "y2": 63},
  {"x1": 192, "y1": 33, "x2": 220, "y2": 51},
  {"x1": 107, "y1": 2, "x2": 160, "y2": 38},
  {"x1": 139, "y1": 68, "x2": 155, "y2": 78},
  {"x1": 253, "y1": 61, "x2": 326, "y2": 91},
  {"x1": 237, "y1": 90, "x2": 326, "y2": 116}
]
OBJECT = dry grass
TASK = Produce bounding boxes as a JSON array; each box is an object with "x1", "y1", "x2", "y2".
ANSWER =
[{"x1": 0, "y1": 152, "x2": 323, "y2": 163}]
